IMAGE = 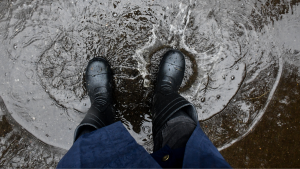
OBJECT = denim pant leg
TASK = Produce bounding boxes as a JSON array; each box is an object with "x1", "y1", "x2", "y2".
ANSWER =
[{"x1": 153, "y1": 109, "x2": 197, "y2": 152}]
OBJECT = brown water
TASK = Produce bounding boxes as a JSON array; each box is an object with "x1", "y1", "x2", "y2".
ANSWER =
[{"x1": 0, "y1": 0, "x2": 300, "y2": 167}]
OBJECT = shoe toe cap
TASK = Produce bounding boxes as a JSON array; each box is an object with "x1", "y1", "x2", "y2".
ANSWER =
[
  {"x1": 163, "y1": 50, "x2": 185, "y2": 68},
  {"x1": 86, "y1": 57, "x2": 111, "y2": 76}
]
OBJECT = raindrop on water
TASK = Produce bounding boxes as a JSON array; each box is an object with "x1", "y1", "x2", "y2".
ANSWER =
[
  {"x1": 216, "y1": 95, "x2": 220, "y2": 99},
  {"x1": 25, "y1": 69, "x2": 34, "y2": 79},
  {"x1": 201, "y1": 97, "x2": 205, "y2": 102},
  {"x1": 235, "y1": 65, "x2": 239, "y2": 70},
  {"x1": 277, "y1": 122, "x2": 282, "y2": 126},
  {"x1": 231, "y1": 75, "x2": 235, "y2": 80},
  {"x1": 142, "y1": 126, "x2": 151, "y2": 134},
  {"x1": 13, "y1": 44, "x2": 17, "y2": 50},
  {"x1": 113, "y1": 12, "x2": 117, "y2": 17}
]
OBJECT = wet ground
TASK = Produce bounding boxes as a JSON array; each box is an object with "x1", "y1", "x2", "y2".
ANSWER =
[
  {"x1": 222, "y1": 60, "x2": 300, "y2": 167},
  {"x1": 0, "y1": 0, "x2": 300, "y2": 167}
]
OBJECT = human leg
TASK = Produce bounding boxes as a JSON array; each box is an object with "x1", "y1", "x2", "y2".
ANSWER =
[
  {"x1": 151, "y1": 50, "x2": 198, "y2": 152},
  {"x1": 74, "y1": 57, "x2": 115, "y2": 142}
]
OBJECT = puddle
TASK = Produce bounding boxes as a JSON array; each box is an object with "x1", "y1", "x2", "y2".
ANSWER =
[
  {"x1": 0, "y1": 0, "x2": 299, "y2": 162},
  {"x1": 221, "y1": 59, "x2": 300, "y2": 167}
]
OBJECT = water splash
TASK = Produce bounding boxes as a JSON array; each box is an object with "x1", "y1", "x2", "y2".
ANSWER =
[{"x1": 0, "y1": 0, "x2": 296, "y2": 154}]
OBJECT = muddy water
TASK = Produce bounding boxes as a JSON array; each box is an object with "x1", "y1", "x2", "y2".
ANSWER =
[{"x1": 0, "y1": 0, "x2": 300, "y2": 167}]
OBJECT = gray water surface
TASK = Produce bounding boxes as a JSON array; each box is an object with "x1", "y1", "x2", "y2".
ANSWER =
[{"x1": 0, "y1": 0, "x2": 300, "y2": 167}]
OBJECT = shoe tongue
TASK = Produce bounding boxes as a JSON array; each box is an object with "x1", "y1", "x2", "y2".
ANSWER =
[
  {"x1": 160, "y1": 85, "x2": 173, "y2": 94},
  {"x1": 92, "y1": 87, "x2": 109, "y2": 107},
  {"x1": 159, "y1": 76, "x2": 175, "y2": 95},
  {"x1": 94, "y1": 87, "x2": 108, "y2": 94}
]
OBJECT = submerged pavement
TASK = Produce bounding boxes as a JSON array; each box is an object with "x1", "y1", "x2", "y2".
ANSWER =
[
  {"x1": 0, "y1": 0, "x2": 300, "y2": 167},
  {"x1": 222, "y1": 61, "x2": 300, "y2": 168},
  {"x1": 1, "y1": 61, "x2": 300, "y2": 167}
]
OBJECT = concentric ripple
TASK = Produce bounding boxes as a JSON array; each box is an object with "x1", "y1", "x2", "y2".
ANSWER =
[{"x1": 0, "y1": 0, "x2": 294, "y2": 152}]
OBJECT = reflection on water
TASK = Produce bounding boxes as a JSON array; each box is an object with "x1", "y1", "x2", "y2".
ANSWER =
[{"x1": 0, "y1": 0, "x2": 300, "y2": 167}]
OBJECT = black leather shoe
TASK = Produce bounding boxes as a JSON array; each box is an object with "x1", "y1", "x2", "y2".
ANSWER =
[
  {"x1": 152, "y1": 50, "x2": 198, "y2": 151},
  {"x1": 154, "y1": 50, "x2": 185, "y2": 95},
  {"x1": 74, "y1": 57, "x2": 114, "y2": 142}
]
